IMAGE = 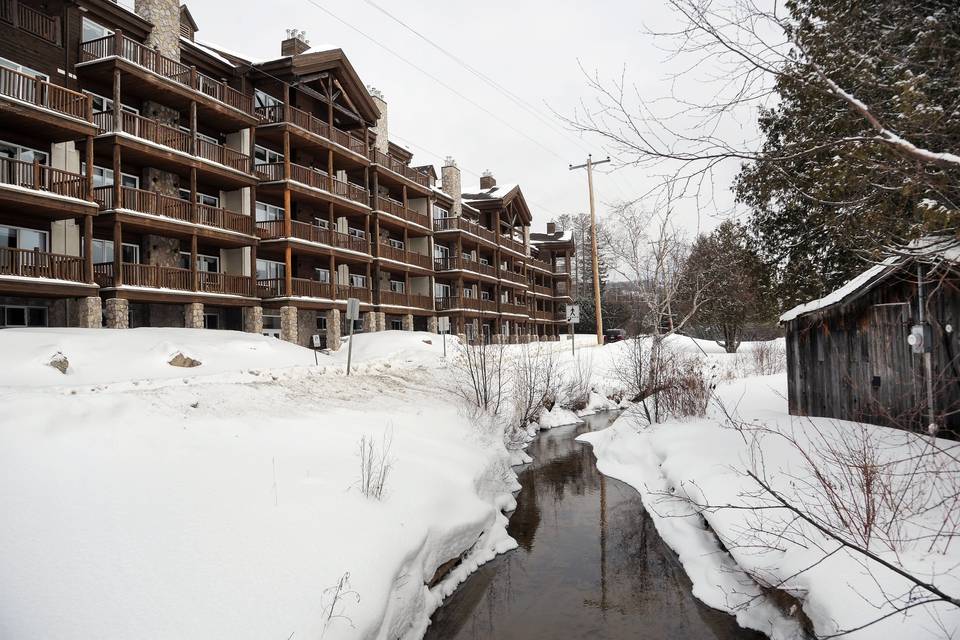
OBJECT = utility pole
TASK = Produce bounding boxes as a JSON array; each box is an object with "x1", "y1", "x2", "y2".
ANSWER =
[{"x1": 569, "y1": 155, "x2": 610, "y2": 346}]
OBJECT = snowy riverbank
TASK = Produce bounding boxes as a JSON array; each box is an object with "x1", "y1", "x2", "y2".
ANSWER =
[{"x1": 0, "y1": 328, "x2": 540, "y2": 639}]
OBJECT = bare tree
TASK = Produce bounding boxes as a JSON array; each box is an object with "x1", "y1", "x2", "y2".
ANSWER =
[
  {"x1": 508, "y1": 343, "x2": 561, "y2": 447},
  {"x1": 452, "y1": 339, "x2": 506, "y2": 414}
]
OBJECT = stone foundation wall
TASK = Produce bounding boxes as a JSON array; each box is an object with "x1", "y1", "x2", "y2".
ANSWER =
[
  {"x1": 184, "y1": 302, "x2": 204, "y2": 328},
  {"x1": 280, "y1": 306, "x2": 298, "y2": 344},
  {"x1": 243, "y1": 306, "x2": 263, "y2": 333},
  {"x1": 105, "y1": 298, "x2": 129, "y2": 328},
  {"x1": 402, "y1": 314, "x2": 414, "y2": 331},
  {"x1": 427, "y1": 316, "x2": 438, "y2": 333},
  {"x1": 326, "y1": 309, "x2": 342, "y2": 351},
  {"x1": 296, "y1": 308, "x2": 318, "y2": 347},
  {"x1": 74, "y1": 297, "x2": 102, "y2": 328}
]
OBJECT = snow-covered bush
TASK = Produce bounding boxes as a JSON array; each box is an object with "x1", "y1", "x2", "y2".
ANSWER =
[
  {"x1": 508, "y1": 343, "x2": 561, "y2": 436},
  {"x1": 560, "y1": 351, "x2": 594, "y2": 411},
  {"x1": 357, "y1": 429, "x2": 393, "y2": 501},
  {"x1": 451, "y1": 341, "x2": 505, "y2": 413},
  {"x1": 750, "y1": 340, "x2": 786, "y2": 376}
]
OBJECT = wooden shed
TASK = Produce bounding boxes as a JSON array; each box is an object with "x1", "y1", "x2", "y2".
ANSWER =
[{"x1": 782, "y1": 240, "x2": 960, "y2": 435}]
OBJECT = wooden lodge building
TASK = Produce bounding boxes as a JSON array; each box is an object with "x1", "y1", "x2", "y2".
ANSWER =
[
  {"x1": 0, "y1": 0, "x2": 573, "y2": 347},
  {"x1": 782, "y1": 238, "x2": 960, "y2": 434}
]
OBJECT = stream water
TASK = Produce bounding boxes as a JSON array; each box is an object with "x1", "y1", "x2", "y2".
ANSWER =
[{"x1": 425, "y1": 412, "x2": 766, "y2": 640}]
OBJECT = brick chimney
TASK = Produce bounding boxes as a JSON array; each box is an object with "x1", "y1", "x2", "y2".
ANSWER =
[
  {"x1": 441, "y1": 156, "x2": 462, "y2": 217},
  {"x1": 480, "y1": 170, "x2": 496, "y2": 190},
  {"x1": 281, "y1": 29, "x2": 310, "y2": 56},
  {"x1": 135, "y1": 0, "x2": 182, "y2": 60},
  {"x1": 367, "y1": 86, "x2": 389, "y2": 155},
  {"x1": 547, "y1": 222, "x2": 556, "y2": 235}
]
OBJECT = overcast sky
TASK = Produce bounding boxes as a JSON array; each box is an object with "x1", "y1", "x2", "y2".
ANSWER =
[{"x1": 183, "y1": 0, "x2": 753, "y2": 235}]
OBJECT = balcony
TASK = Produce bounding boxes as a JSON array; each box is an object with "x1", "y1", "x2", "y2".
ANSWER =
[
  {"x1": 258, "y1": 277, "x2": 371, "y2": 303},
  {"x1": 94, "y1": 111, "x2": 252, "y2": 181},
  {"x1": 436, "y1": 296, "x2": 479, "y2": 312},
  {"x1": 433, "y1": 256, "x2": 498, "y2": 279},
  {"x1": 78, "y1": 33, "x2": 255, "y2": 127},
  {"x1": 256, "y1": 219, "x2": 370, "y2": 256},
  {"x1": 533, "y1": 310, "x2": 552, "y2": 321},
  {"x1": 0, "y1": 67, "x2": 96, "y2": 139},
  {"x1": 0, "y1": 158, "x2": 95, "y2": 218},
  {"x1": 256, "y1": 162, "x2": 369, "y2": 207},
  {"x1": 94, "y1": 186, "x2": 254, "y2": 238},
  {"x1": 256, "y1": 104, "x2": 367, "y2": 159},
  {"x1": 0, "y1": 0, "x2": 60, "y2": 44},
  {"x1": 375, "y1": 196, "x2": 430, "y2": 229},
  {"x1": 499, "y1": 269, "x2": 528, "y2": 286},
  {"x1": 532, "y1": 283, "x2": 552, "y2": 296},
  {"x1": 369, "y1": 149, "x2": 430, "y2": 188},
  {"x1": 501, "y1": 302, "x2": 529, "y2": 316},
  {"x1": 94, "y1": 262, "x2": 254, "y2": 297},
  {"x1": 378, "y1": 291, "x2": 433, "y2": 310},
  {"x1": 0, "y1": 247, "x2": 85, "y2": 282},
  {"x1": 555, "y1": 281, "x2": 571, "y2": 297},
  {"x1": 499, "y1": 234, "x2": 526, "y2": 255},
  {"x1": 527, "y1": 257, "x2": 553, "y2": 272},
  {"x1": 378, "y1": 243, "x2": 433, "y2": 270},
  {"x1": 433, "y1": 216, "x2": 497, "y2": 244}
]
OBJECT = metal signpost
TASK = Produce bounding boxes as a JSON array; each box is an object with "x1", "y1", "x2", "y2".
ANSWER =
[
  {"x1": 345, "y1": 297, "x2": 360, "y2": 376},
  {"x1": 566, "y1": 304, "x2": 581, "y2": 356},
  {"x1": 438, "y1": 316, "x2": 450, "y2": 358},
  {"x1": 311, "y1": 333, "x2": 322, "y2": 365}
]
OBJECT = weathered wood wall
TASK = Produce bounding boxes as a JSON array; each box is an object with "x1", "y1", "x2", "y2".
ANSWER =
[{"x1": 786, "y1": 268, "x2": 960, "y2": 434}]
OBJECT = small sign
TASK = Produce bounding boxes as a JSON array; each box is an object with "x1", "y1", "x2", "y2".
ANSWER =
[
  {"x1": 565, "y1": 304, "x2": 581, "y2": 324},
  {"x1": 438, "y1": 316, "x2": 450, "y2": 332},
  {"x1": 346, "y1": 297, "x2": 361, "y2": 321},
  {"x1": 311, "y1": 334, "x2": 322, "y2": 349}
]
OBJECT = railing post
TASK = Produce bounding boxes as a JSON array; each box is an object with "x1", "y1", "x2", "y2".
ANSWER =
[
  {"x1": 10, "y1": 0, "x2": 17, "y2": 28},
  {"x1": 32, "y1": 158, "x2": 40, "y2": 190},
  {"x1": 189, "y1": 65, "x2": 197, "y2": 91},
  {"x1": 113, "y1": 29, "x2": 123, "y2": 56}
]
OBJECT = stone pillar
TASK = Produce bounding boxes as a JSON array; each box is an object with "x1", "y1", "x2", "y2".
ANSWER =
[
  {"x1": 105, "y1": 298, "x2": 129, "y2": 329},
  {"x1": 427, "y1": 316, "x2": 438, "y2": 333},
  {"x1": 184, "y1": 302, "x2": 204, "y2": 328},
  {"x1": 530, "y1": 333, "x2": 539, "y2": 343},
  {"x1": 491, "y1": 334, "x2": 503, "y2": 345},
  {"x1": 326, "y1": 309, "x2": 342, "y2": 351},
  {"x1": 280, "y1": 306, "x2": 298, "y2": 344},
  {"x1": 362, "y1": 312, "x2": 377, "y2": 333},
  {"x1": 242, "y1": 306, "x2": 263, "y2": 333},
  {"x1": 73, "y1": 296, "x2": 102, "y2": 328},
  {"x1": 377, "y1": 312, "x2": 387, "y2": 332},
  {"x1": 402, "y1": 313, "x2": 414, "y2": 331},
  {"x1": 135, "y1": 0, "x2": 182, "y2": 60}
]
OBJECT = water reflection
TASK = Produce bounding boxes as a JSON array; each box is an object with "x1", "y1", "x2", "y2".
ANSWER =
[{"x1": 426, "y1": 413, "x2": 766, "y2": 640}]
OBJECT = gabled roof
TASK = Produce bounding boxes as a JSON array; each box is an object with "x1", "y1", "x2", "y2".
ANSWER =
[
  {"x1": 780, "y1": 236, "x2": 960, "y2": 322},
  {"x1": 180, "y1": 5, "x2": 199, "y2": 33},
  {"x1": 530, "y1": 229, "x2": 574, "y2": 246},
  {"x1": 462, "y1": 183, "x2": 532, "y2": 224}
]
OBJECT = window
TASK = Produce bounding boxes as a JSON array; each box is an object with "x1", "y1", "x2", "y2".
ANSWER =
[
  {"x1": 434, "y1": 282, "x2": 451, "y2": 298},
  {"x1": 1, "y1": 305, "x2": 47, "y2": 328},
  {"x1": 349, "y1": 273, "x2": 366, "y2": 288},
  {"x1": 390, "y1": 319, "x2": 403, "y2": 331},
  {"x1": 388, "y1": 238, "x2": 404, "y2": 250},
  {"x1": 314, "y1": 217, "x2": 329, "y2": 229},
  {"x1": 84, "y1": 91, "x2": 137, "y2": 115},
  {"x1": 433, "y1": 205, "x2": 449, "y2": 220},
  {"x1": 255, "y1": 89, "x2": 281, "y2": 109},
  {"x1": 0, "y1": 140, "x2": 48, "y2": 165},
  {"x1": 90, "y1": 239, "x2": 139, "y2": 264},
  {"x1": 179, "y1": 252, "x2": 220, "y2": 272},
  {"x1": 463, "y1": 287, "x2": 475, "y2": 299},
  {"x1": 256, "y1": 259, "x2": 285, "y2": 280},
  {"x1": 479, "y1": 257, "x2": 489, "y2": 266},
  {"x1": 178, "y1": 189, "x2": 220, "y2": 207},
  {"x1": 316, "y1": 315, "x2": 327, "y2": 331},
  {"x1": 254, "y1": 145, "x2": 283, "y2": 165},
  {"x1": 389, "y1": 280, "x2": 405, "y2": 293},
  {"x1": 81, "y1": 18, "x2": 112, "y2": 43},
  {"x1": 262, "y1": 314, "x2": 282, "y2": 338},
  {"x1": 348, "y1": 227, "x2": 365, "y2": 239},
  {"x1": 315, "y1": 268, "x2": 330, "y2": 283},
  {"x1": 203, "y1": 313, "x2": 220, "y2": 330},
  {"x1": 434, "y1": 244, "x2": 449, "y2": 260},
  {"x1": 0, "y1": 224, "x2": 48, "y2": 251},
  {"x1": 84, "y1": 165, "x2": 138, "y2": 189},
  {"x1": 481, "y1": 291, "x2": 490, "y2": 301},
  {"x1": 256, "y1": 201, "x2": 283, "y2": 222}
]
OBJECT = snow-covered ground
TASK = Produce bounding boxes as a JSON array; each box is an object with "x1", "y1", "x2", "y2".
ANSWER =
[
  {"x1": 580, "y1": 339, "x2": 960, "y2": 640},
  {"x1": 0, "y1": 328, "x2": 616, "y2": 640}
]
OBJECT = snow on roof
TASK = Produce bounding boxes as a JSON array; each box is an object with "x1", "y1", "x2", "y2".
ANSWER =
[
  {"x1": 462, "y1": 183, "x2": 518, "y2": 201},
  {"x1": 182, "y1": 38, "x2": 237, "y2": 68},
  {"x1": 530, "y1": 229, "x2": 573, "y2": 244},
  {"x1": 779, "y1": 256, "x2": 900, "y2": 322}
]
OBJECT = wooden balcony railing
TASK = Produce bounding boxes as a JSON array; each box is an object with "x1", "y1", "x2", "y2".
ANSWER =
[
  {"x1": 257, "y1": 104, "x2": 367, "y2": 156},
  {"x1": 199, "y1": 272, "x2": 255, "y2": 296},
  {"x1": 554, "y1": 311, "x2": 568, "y2": 321},
  {"x1": 499, "y1": 235, "x2": 526, "y2": 254},
  {"x1": 435, "y1": 296, "x2": 482, "y2": 312},
  {"x1": 0, "y1": 66, "x2": 89, "y2": 120},
  {"x1": 532, "y1": 283, "x2": 552, "y2": 296},
  {"x1": 533, "y1": 310, "x2": 552, "y2": 321},
  {"x1": 256, "y1": 219, "x2": 369, "y2": 254},
  {"x1": 379, "y1": 291, "x2": 434, "y2": 310},
  {"x1": 0, "y1": 0, "x2": 61, "y2": 44},
  {"x1": 0, "y1": 247, "x2": 84, "y2": 282},
  {"x1": 256, "y1": 161, "x2": 369, "y2": 205},
  {"x1": 79, "y1": 33, "x2": 253, "y2": 115},
  {"x1": 527, "y1": 257, "x2": 552, "y2": 272},
  {"x1": 0, "y1": 157, "x2": 88, "y2": 200},
  {"x1": 95, "y1": 186, "x2": 253, "y2": 235},
  {"x1": 500, "y1": 269, "x2": 527, "y2": 285},
  {"x1": 369, "y1": 149, "x2": 429, "y2": 187},
  {"x1": 432, "y1": 216, "x2": 497, "y2": 243},
  {"x1": 555, "y1": 281, "x2": 570, "y2": 296},
  {"x1": 94, "y1": 111, "x2": 250, "y2": 172},
  {"x1": 501, "y1": 302, "x2": 529, "y2": 315},
  {"x1": 378, "y1": 243, "x2": 433, "y2": 269},
  {"x1": 333, "y1": 284, "x2": 371, "y2": 303},
  {"x1": 375, "y1": 196, "x2": 431, "y2": 228}
]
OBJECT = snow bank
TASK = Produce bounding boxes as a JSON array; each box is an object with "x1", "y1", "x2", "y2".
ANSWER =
[
  {"x1": 0, "y1": 329, "x2": 518, "y2": 640},
  {"x1": 535, "y1": 405, "x2": 583, "y2": 429}
]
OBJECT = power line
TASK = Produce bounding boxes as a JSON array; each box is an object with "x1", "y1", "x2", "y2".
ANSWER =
[{"x1": 300, "y1": 0, "x2": 569, "y2": 162}]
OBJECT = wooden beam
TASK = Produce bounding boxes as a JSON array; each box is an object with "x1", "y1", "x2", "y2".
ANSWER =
[{"x1": 112, "y1": 219, "x2": 123, "y2": 286}]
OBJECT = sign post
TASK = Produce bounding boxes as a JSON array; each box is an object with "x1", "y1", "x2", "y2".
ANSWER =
[
  {"x1": 438, "y1": 316, "x2": 450, "y2": 358},
  {"x1": 565, "y1": 304, "x2": 581, "y2": 356},
  {"x1": 345, "y1": 297, "x2": 360, "y2": 376},
  {"x1": 311, "y1": 334, "x2": 322, "y2": 365}
]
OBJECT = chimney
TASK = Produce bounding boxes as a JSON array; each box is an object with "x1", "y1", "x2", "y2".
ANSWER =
[
  {"x1": 281, "y1": 29, "x2": 311, "y2": 56},
  {"x1": 547, "y1": 222, "x2": 556, "y2": 235},
  {"x1": 367, "y1": 86, "x2": 389, "y2": 155},
  {"x1": 135, "y1": 0, "x2": 182, "y2": 60},
  {"x1": 441, "y1": 156, "x2": 462, "y2": 217},
  {"x1": 480, "y1": 170, "x2": 496, "y2": 190}
]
